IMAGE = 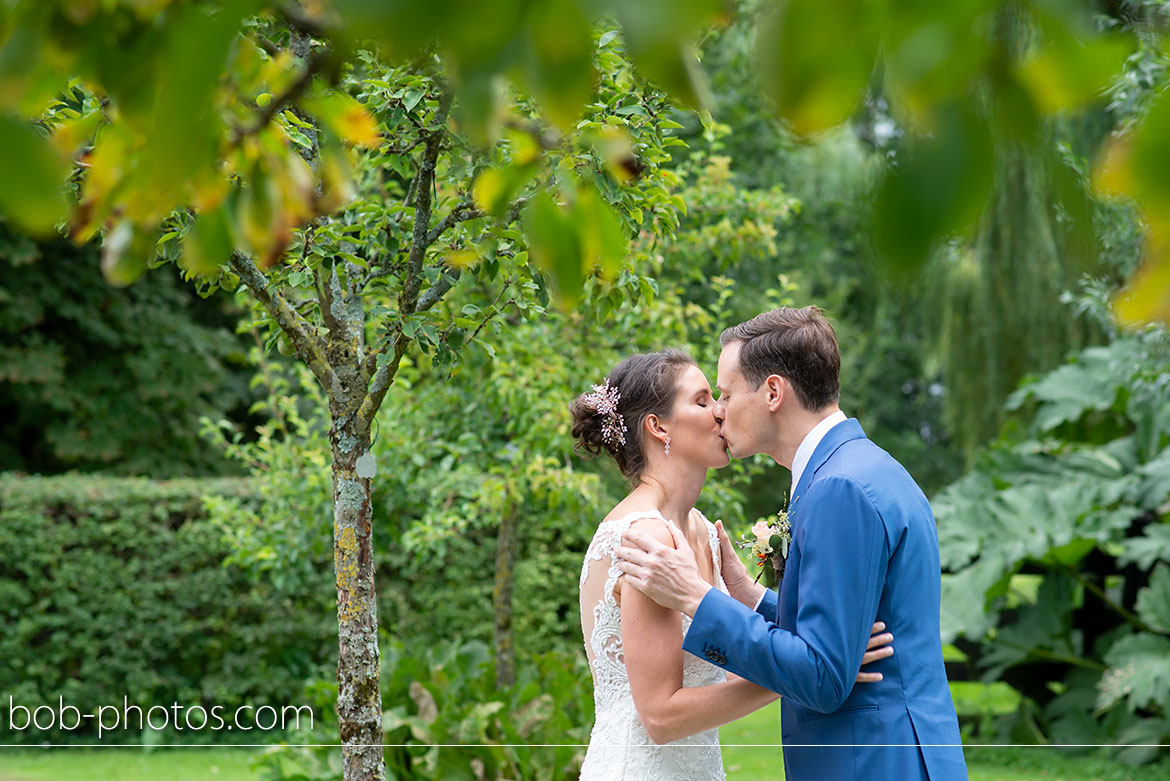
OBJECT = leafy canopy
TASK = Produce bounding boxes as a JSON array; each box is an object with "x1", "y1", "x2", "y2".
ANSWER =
[{"x1": 2, "y1": 1, "x2": 1170, "y2": 322}]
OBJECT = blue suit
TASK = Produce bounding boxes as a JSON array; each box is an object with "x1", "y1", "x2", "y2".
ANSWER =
[{"x1": 683, "y1": 419, "x2": 967, "y2": 779}]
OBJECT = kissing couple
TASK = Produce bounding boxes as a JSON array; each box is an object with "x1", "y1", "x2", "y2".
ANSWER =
[{"x1": 572, "y1": 306, "x2": 967, "y2": 780}]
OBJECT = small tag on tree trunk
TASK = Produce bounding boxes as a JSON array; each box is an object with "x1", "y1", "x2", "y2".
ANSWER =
[{"x1": 355, "y1": 451, "x2": 377, "y2": 479}]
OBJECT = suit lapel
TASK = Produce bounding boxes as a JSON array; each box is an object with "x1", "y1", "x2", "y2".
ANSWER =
[{"x1": 789, "y1": 418, "x2": 867, "y2": 514}]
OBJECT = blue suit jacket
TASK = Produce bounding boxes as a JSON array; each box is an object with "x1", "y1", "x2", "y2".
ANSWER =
[{"x1": 683, "y1": 419, "x2": 967, "y2": 780}]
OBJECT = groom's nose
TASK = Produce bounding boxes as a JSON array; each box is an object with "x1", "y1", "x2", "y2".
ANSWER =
[{"x1": 713, "y1": 401, "x2": 725, "y2": 424}]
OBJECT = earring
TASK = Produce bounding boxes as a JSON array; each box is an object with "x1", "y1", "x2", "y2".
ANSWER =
[{"x1": 664, "y1": 435, "x2": 670, "y2": 456}]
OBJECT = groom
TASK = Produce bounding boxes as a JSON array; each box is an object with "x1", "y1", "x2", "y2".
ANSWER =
[{"x1": 616, "y1": 306, "x2": 967, "y2": 779}]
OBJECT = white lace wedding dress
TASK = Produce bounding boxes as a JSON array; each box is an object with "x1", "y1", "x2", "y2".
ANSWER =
[{"x1": 578, "y1": 509, "x2": 728, "y2": 780}]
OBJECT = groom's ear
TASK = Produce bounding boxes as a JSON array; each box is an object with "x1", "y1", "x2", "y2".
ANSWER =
[{"x1": 765, "y1": 375, "x2": 785, "y2": 412}]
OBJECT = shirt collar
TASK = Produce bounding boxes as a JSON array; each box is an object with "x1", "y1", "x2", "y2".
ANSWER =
[{"x1": 790, "y1": 410, "x2": 848, "y2": 492}]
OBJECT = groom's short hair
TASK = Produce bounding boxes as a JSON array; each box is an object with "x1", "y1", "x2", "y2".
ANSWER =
[{"x1": 720, "y1": 306, "x2": 840, "y2": 411}]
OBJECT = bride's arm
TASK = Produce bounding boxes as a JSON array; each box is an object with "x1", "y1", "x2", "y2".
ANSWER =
[{"x1": 622, "y1": 519, "x2": 779, "y2": 745}]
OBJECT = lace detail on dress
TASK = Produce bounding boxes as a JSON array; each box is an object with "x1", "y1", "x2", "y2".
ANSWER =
[{"x1": 577, "y1": 510, "x2": 728, "y2": 780}]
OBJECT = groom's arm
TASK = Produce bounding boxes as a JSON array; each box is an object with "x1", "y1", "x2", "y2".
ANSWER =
[
  {"x1": 754, "y1": 588, "x2": 777, "y2": 619},
  {"x1": 682, "y1": 476, "x2": 888, "y2": 712}
]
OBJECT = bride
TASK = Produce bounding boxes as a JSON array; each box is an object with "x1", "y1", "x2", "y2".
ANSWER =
[{"x1": 571, "y1": 349, "x2": 892, "y2": 780}]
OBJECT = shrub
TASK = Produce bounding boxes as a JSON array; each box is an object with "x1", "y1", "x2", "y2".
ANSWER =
[
  {"x1": 256, "y1": 638, "x2": 593, "y2": 781},
  {"x1": 0, "y1": 474, "x2": 336, "y2": 744}
]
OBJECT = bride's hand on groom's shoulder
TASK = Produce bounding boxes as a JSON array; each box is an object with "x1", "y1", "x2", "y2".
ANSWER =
[{"x1": 715, "y1": 520, "x2": 766, "y2": 609}]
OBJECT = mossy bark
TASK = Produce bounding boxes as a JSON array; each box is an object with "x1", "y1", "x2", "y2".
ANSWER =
[
  {"x1": 493, "y1": 507, "x2": 518, "y2": 688},
  {"x1": 331, "y1": 417, "x2": 383, "y2": 781}
]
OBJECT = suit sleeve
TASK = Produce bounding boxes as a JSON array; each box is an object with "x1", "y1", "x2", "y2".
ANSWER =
[
  {"x1": 755, "y1": 587, "x2": 778, "y2": 619},
  {"x1": 682, "y1": 476, "x2": 889, "y2": 712}
]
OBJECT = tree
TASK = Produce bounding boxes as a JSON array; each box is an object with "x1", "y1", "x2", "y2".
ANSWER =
[
  {"x1": 0, "y1": 3, "x2": 697, "y2": 778},
  {"x1": 0, "y1": 223, "x2": 256, "y2": 476}
]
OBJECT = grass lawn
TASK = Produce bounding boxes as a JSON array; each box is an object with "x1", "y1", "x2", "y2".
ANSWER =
[
  {"x1": 0, "y1": 747, "x2": 260, "y2": 781},
  {"x1": 721, "y1": 703, "x2": 1170, "y2": 781},
  {"x1": 4, "y1": 724, "x2": 1170, "y2": 780}
]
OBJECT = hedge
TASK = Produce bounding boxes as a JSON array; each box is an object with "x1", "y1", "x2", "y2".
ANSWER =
[{"x1": 0, "y1": 474, "x2": 335, "y2": 744}]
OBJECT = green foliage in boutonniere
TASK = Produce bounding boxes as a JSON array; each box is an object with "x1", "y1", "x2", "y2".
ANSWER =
[{"x1": 736, "y1": 493, "x2": 792, "y2": 589}]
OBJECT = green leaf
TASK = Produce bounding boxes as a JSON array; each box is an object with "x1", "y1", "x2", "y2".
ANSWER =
[
  {"x1": 100, "y1": 220, "x2": 154, "y2": 287},
  {"x1": 403, "y1": 89, "x2": 425, "y2": 112},
  {"x1": 574, "y1": 184, "x2": 627, "y2": 280},
  {"x1": 0, "y1": 115, "x2": 67, "y2": 234},
  {"x1": 598, "y1": 30, "x2": 620, "y2": 49},
  {"x1": 181, "y1": 203, "x2": 234, "y2": 276},
  {"x1": 871, "y1": 104, "x2": 993, "y2": 276},
  {"x1": 524, "y1": 0, "x2": 594, "y2": 130},
  {"x1": 521, "y1": 192, "x2": 583, "y2": 310},
  {"x1": 1099, "y1": 632, "x2": 1170, "y2": 713},
  {"x1": 238, "y1": 162, "x2": 286, "y2": 266},
  {"x1": 1016, "y1": 20, "x2": 1131, "y2": 114},
  {"x1": 302, "y1": 91, "x2": 380, "y2": 147},
  {"x1": 1038, "y1": 537, "x2": 1096, "y2": 568},
  {"x1": 939, "y1": 560, "x2": 1010, "y2": 645},
  {"x1": 882, "y1": 1, "x2": 989, "y2": 122},
  {"x1": 757, "y1": 0, "x2": 879, "y2": 136},
  {"x1": 281, "y1": 109, "x2": 313, "y2": 129},
  {"x1": 1116, "y1": 717, "x2": 1170, "y2": 766},
  {"x1": 472, "y1": 164, "x2": 534, "y2": 218},
  {"x1": 1005, "y1": 344, "x2": 1127, "y2": 431},
  {"x1": 613, "y1": 0, "x2": 721, "y2": 109},
  {"x1": 135, "y1": 0, "x2": 251, "y2": 210},
  {"x1": 1136, "y1": 563, "x2": 1170, "y2": 634},
  {"x1": 334, "y1": 0, "x2": 445, "y2": 59},
  {"x1": 451, "y1": 71, "x2": 503, "y2": 148},
  {"x1": 978, "y1": 574, "x2": 1076, "y2": 681},
  {"x1": 1119, "y1": 524, "x2": 1170, "y2": 572},
  {"x1": 1130, "y1": 91, "x2": 1170, "y2": 214},
  {"x1": 1114, "y1": 225, "x2": 1170, "y2": 326}
]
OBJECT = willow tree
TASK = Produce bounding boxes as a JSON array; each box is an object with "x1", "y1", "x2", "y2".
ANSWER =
[{"x1": 924, "y1": 6, "x2": 1167, "y2": 456}]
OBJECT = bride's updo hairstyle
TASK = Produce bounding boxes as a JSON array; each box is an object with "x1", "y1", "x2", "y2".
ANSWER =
[{"x1": 570, "y1": 348, "x2": 696, "y2": 482}]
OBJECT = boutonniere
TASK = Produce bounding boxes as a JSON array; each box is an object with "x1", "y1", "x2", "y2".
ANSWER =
[{"x1": 736, "y1": 492, "x2": 792, "y2": 588}]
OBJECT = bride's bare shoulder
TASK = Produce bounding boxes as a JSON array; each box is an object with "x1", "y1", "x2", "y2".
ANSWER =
[
  {"x1": 600, "y1": 501, "x2": 661, "y2": 525},
  {"x1": 625, "y1": 515, "x2": 673, "y2": 545}
]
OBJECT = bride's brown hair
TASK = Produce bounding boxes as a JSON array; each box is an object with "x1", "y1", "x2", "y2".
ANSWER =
[{"x1": 570, "y1": 348, "x2": 696, "y2": 483}]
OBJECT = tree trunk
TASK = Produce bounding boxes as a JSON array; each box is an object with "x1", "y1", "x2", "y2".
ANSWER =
[
  {"x1": 331, "y1": 417, "x2": 384, "y2": 780},
  {"x1": 493, "y1": 507, "x2": 518, "y2": 688}
]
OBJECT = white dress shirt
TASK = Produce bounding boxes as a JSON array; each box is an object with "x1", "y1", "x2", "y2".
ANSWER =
[
  {"x1": 790, "y1": 409, "x2": 848, "y2": 495},
  {"x1": 751, "y1": 409, "x2": 848, "y2": 611}
]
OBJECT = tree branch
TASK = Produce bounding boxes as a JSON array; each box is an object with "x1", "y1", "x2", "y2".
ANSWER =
[
  {"x1": 414, "y1": 197, "x2": 526, "y2": 312},
  {"x1": 398, "y1": 89, "x2": 454, "y2": 318},
  {"x1": 252, "y1": 34, "x2": 281, "y2": 58},
  {"x1": 316, "y1": 261, "x2": 343, "y2": 335},
  {"x1": 425, "y1": 200, "x2": 483, "y2": 245},
  {"x1": 229, "y1": 252, "x2": 336, "y2": 390},
  {"x1": 357, "y1": 333, "x2": 408, "y2": 441},
  {"x1": 416, "y1": 269, "x2": 460, "y2": 312},
  {"x1": 468, "y1": 281, "x2": 513, "y2": 344},
  {"x1": 230, "y1": 49, "x2": 328, "y2": 146}
]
